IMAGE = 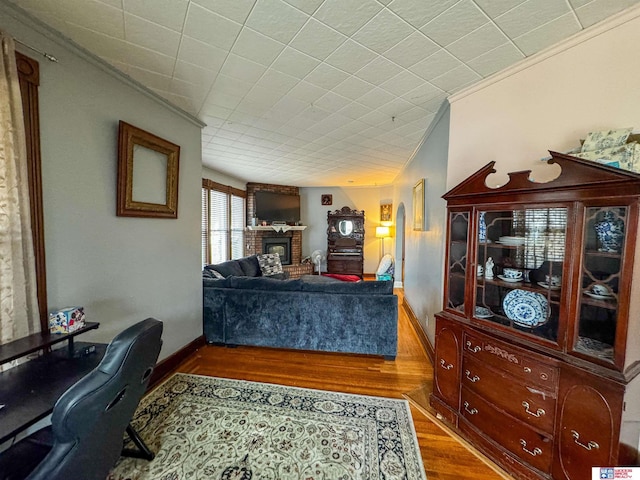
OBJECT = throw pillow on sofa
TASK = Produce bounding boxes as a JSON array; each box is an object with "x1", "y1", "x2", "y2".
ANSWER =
[
  {"x1": 257, "y1": 253, "x2": 283, "y2": 276},
  {"x1": 237, "y1": 255, "x2": 262, "y2": 277},
  {"x1": 205, "y1": 259, "x2": 244, "y2": 278},
  {"x1": 203, "y1": 268, "x2": 225, "y2": 279}
]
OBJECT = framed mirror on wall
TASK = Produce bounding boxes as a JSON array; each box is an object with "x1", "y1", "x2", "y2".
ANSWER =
[
  {"x1": 117, "y1": 121, "x2": 180, "y2": 218},
  {"x1": 413, "y1": 179, "x2": 425, "y2": 231}
]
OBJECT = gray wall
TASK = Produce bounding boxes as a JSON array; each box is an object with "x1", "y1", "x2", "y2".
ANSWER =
[
  {"x1": 300, "y1": 185, "x2": 394, "y2": 274},
  {"x1": 392, "y1": 104, "x2": 450, "y2": 343},
  {"x1": 1, "y1": 5, "x2": 203, "y2": 359}
]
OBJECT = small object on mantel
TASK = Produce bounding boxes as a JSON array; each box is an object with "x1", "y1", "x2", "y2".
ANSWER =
[{"x1": 49, "y1": 306, "x2": 86, "y2": 334}]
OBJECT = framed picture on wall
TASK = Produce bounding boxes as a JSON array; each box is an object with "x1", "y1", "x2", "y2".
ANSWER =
[
  {"x1": 380, "y1": 203, "x2": 392, "y2": 223},
  {"x1": 413, "y1": 179, "x2": 425, "y2": 231},
  {"x1": 321, "y1": 194, "x2": 332, "y2": 206}
]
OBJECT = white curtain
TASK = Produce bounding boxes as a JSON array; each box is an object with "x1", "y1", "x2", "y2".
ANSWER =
[{"x1": 0, "y1": 32, "x2": 40, "y2": 347}]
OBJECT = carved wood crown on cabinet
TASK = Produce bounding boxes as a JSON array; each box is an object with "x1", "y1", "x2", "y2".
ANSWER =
[
  {"x1": 326, "y1": 206, "x2": 364, "y2": 277},
  {"x1": 430, "y1": 152, "x2": 640, "y2": 480}
]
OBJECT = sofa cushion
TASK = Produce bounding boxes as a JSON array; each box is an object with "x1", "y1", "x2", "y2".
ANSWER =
[
  {"x1": 268, "y1": 272, "x2": 289, "y2": 280},
  {"x1": 257, "y1": 253, "x2": 283, "y2": 276},
  {"x1": 205, "y1": 259, "x2": 244, "y2": 278},
  {"x1": 301, "y1": 279, "x2": 393, "y2": 295},
  {"x1": 229, "y1": 276, "x2": 302, "y2": 291},
  {"x1": 203, "y1": 277, "x2": 231, "y2": 288},
  {"x1": 237, "y1": 255, "x2": 262, "y2": 277}
]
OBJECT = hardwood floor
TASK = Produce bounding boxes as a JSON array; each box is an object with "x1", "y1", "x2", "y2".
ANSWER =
[{"x1": 171, "y1": 290, "x2": 506, "y2": 479}]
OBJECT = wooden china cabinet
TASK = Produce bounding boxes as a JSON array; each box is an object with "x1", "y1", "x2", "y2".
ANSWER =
[
  {"x1": 430, "y1": 152, "x2": 640, "y2": 480},
  {"x1": 327, "y1": 206, "x2": 364, "y2": 277}
]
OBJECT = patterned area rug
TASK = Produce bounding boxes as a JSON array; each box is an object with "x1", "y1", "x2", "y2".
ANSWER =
[{"x1": 109, "y1": 373, "x2": 427, "y2": 480}]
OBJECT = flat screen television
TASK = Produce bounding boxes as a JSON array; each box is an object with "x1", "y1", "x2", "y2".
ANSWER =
[{"x1": 255, "y1": 191, "x2": 300, "y2": 224}]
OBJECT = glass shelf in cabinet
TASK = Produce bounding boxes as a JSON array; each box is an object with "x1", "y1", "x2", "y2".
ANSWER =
[
  {"x1": 574, "y1": 336, "x2": 614, "y2": 361},
  {"x1": 484, "y1": 243, "x2": 525, "y2": 250},
  {"x1": 580, "y1": 296, "x2": 617, "y2": 310},
  {"x1": 584, "y1": 250, "x2": 622, "y2": 259}
]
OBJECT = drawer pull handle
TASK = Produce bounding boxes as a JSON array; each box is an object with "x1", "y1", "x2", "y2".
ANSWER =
[
  {"x1": 465, "y1": 341, "x2": 480, "y2": 353},
  {"x1": 522, "y1": 401, "x2": 545, "y2": 417},
  {"x1": 571, "y1": 430, "x2": 599, "y2": 451},
  {"x1": 463, "y1": 401, "x2": 478, "y2": 415},
  {"x1": 439, "y1": 359, "x2": 453, "y2": 370},
  {"x1": 520, "y1": 439, "x2": 542, "y2": 457},
  {"x1": 465, "y1": 370, "x2": 480, "y2": 383}
]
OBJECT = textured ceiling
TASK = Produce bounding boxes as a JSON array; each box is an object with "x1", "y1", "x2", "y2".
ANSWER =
[{"x1": 8, "y1": 0, "x2": 640, "y2": 186}]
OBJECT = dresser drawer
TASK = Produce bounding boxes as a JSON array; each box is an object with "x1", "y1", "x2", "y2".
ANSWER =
[
  {"x1": 327, "y1": 258, "x2": 363, "y2": 275},
  {"x1": 461, "y1": 387, "x2": 553, "y2": 474},
  {"x1": 463, "y1": 331, "x2": 558, "y2": 389},
  {"x1": 462, "y1": 355, "x2": 556, "y2": 433}
]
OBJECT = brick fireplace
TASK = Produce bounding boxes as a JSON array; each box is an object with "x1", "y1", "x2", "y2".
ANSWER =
[{"x1": 245, "y1": 182, "x2": 312, "y2": 278}]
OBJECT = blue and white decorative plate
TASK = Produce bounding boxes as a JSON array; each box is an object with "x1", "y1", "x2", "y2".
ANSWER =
[
  {"x1": 474, "y1": 306, "x2": 493, "y2": 318},
  {"x1": 503, "y1": 289, "x2": 549, "y2": 327}
]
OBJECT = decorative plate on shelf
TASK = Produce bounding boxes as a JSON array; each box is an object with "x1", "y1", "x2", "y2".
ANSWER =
[
  {"x1": 474, "y1": 306, "x2": 494, "y2": 319},
  {"x1": 584, "y1": 290, "x2": 615, "y2": 300},
  {"x1": 497, "y1": 275, "x2": 522, "y2": 283},
  {"x1": 538, "y1": 281, "x2": 560, "y2": 291},
  {"x1": 503, "y1": 289, "x2": 549, "y2": 328},
  {"x1": 497, "y1": 236, "x2": 525, "y2": 246}
]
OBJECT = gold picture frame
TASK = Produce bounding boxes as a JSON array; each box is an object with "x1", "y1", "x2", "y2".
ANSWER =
[
  {"x1": 413, "y1": 179, "x2": 425, "y2": 231},
  {"x1": 117, "y1": 121, "x2": 180, "y2": 218},
  {"x1": 380, "y1": 203, "x2": 392, "y2": 223}
]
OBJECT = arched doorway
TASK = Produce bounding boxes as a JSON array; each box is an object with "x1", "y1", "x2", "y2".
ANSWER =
[{"x1": 395, "y1": 203, "x2": 406, "y2": 287}]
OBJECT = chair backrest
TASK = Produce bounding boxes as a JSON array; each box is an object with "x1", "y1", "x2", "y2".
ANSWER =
[{"x1": 27, "y1": 318, "x2": 163, "y2": 480}]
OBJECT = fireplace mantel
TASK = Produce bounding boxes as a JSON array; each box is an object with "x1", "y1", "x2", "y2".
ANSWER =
[{"x1": 246, "y1": 225, "x2": 307, "y2": 233}]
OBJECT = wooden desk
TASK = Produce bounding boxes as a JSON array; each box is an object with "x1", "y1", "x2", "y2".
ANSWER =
[{"x1": 0, "y1": 323, "x2": 106, "y2": 444}]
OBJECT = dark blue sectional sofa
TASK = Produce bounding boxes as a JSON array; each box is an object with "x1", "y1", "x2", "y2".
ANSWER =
[{"x1": 202, "y1": 258, "x2": 398, "y2": 359}]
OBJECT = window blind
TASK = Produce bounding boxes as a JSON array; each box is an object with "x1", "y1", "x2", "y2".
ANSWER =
[
  {"x1": 201, "y1": 180, "x2": 246, "y2": 266},
  {"x1": 516, "y1": 208, "x2": 567, "y2": 269}
]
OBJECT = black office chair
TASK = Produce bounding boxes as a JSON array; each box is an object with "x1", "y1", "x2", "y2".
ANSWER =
[{"x1": 0, "y1": 318, "x2": 163, "y2": 480}]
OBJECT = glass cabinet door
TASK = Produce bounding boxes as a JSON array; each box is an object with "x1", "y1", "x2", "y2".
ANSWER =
[
  {"x1": 575, "y1": 206, "x2": 627, "y2": 364},
  {"x1": 446, "y1": 211, "x2": 468, "y2": 314},
  {"x1": 474, "y1": 207, "x2": 568, "y2": 345}
]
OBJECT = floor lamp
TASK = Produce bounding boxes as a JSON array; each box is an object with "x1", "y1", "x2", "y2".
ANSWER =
[{"x1": 375, "y1": 225, "x2": 391, "y2": 258}]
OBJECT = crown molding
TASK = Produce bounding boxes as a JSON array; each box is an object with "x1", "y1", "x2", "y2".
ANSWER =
[
  {"x1": 1, "y1": 1, "x2": 206, "y2": 128},
  {"x1": 449, "y1": 4, "x2": 640, "y2": 104},
  {"x1": 394, "y1": 98, "x2": 450, "y2": 183}
]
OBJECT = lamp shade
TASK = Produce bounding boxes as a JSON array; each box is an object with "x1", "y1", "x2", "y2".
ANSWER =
[{"x1": 375, "y1": 226, "x2": 390, "y2": 238}]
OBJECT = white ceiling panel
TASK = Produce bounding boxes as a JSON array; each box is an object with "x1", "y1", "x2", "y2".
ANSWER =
[
  {"x1": 289, "y1": 18, "x2": 347, "y2": 61},
  {"x1": 420, "y1": 1, "x2": 487, "y2": 46},
  {"x1": 192, "y1": 0, "x2": 256, "y2": 24},
  {"x1": 183, "y1": 3, "x2": 242, "y2": 50},
  {"x1": 124, "y1": 0, "x2": 189, "y2": 32},
  {"x1": 313, "y1": 0, "x2": 382, "y2": 36},
  {"x1": 382, "y1": 31, "x2": 440, "y2": 68},
  {"x1": 351, "y1": 9, "x2": 414, "y2": 54},
  {"x1": 245, "y1": 0, "x2": 309, "y2": 44},
  {"x1": 231, "y1": 28, "x2": 285, "y2": 66},
  {"x1": 324, "y1": 39, "x2": 377, "y2": 74},
  {"x1": 6, "y1": 0, "x2": 640, "y2": 186},
  {"x1": 494, "y1": 0, "x2": 571, "y2": 37},
  {"x1": 387, "y1": 0, "x2": 460, "y2": 29},
  {"x1": 575, "y1": 0, "x2": 640, "y2": 27},
  {"x1": 513, "y1": 13, "x2": 581, "y2": 56}
]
